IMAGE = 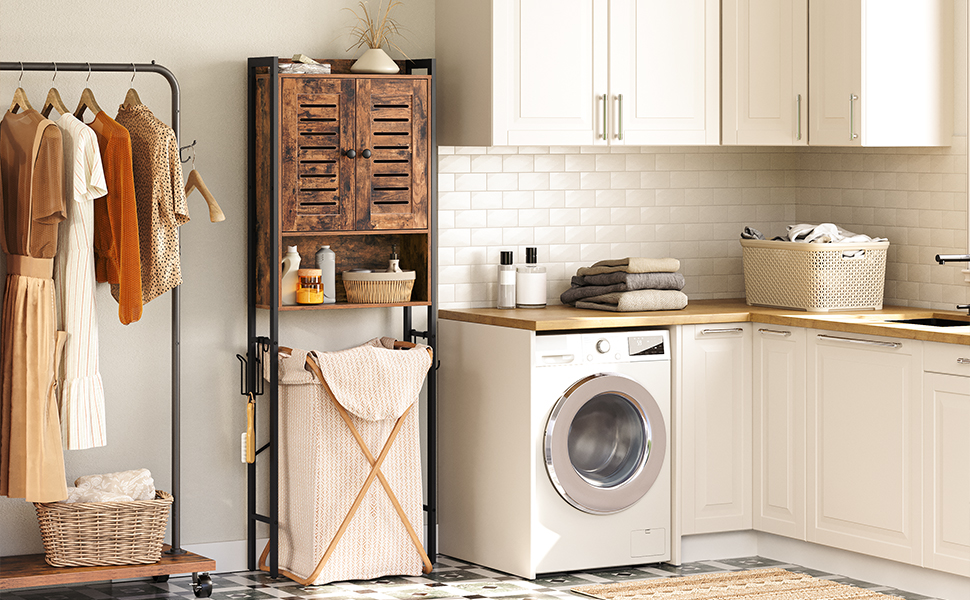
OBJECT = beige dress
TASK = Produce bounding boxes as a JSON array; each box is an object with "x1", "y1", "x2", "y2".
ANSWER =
[{"x1": 0, "y1": 109, "x2": 68, "y2": 502}]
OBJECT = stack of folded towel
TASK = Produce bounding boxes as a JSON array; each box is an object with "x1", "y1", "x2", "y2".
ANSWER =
[{"x1": 561, "y1": 257, "x2": 688, "y2": 312}]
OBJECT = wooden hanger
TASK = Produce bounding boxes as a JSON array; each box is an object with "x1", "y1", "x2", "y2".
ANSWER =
[
  {"x1": 9, "y1": 87, "x2": 32, "y2": 113},
  {"x1": 41, "y1": 88, "x2": 69, "y2": 118},
  {"x1": 74, "y1": 88, "x2": 102, "y2": 119},
  {"x1": 123, "y1": 87, "x2": 143, "y2": 106},
  {"x1": 184, "y1": 169, "x2": 226, "y2": 222}
]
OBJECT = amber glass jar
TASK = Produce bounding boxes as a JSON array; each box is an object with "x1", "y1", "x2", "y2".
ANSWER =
[{"x1": 296, "y1": 268, "x2": 324, "y2": 304}]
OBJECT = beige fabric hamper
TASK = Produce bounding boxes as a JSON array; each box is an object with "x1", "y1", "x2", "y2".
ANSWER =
[{"x1": 261, "y1": 338, "x2": 432, "y2": 585}]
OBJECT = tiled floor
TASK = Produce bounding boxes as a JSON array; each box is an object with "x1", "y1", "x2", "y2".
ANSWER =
[{"x1": 0, "y1": 555, "x2": 941, "y2": 600}]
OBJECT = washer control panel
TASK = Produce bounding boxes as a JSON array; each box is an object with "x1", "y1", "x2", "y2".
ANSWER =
[{"x1": 535, "y1": 329, "x2": 670, "y2": 366}]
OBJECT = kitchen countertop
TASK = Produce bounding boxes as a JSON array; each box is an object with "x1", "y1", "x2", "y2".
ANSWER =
[{"x1": 439, "y1": 299, "x2": 970, "y2": 345}]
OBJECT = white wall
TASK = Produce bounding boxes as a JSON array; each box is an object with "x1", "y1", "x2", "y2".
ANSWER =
[{"x1": 0, "y1": 0, "x2": 435, "y2": 556}]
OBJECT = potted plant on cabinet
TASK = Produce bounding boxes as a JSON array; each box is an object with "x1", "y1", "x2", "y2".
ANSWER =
[{"x1": 346, "y1": 0, "x2": 408, "y2": 74}]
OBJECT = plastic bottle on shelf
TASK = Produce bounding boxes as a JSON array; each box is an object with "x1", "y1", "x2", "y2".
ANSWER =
[
  {"x1": 389, "y1": 244, "x2": 402, "y2": 272},
  {"x1": 316, "y1": 245, "x2": 337, "y2": 304},
  {"x1": 516, "y1": 247, "x2": 546, "y2": 309},
  {"x1": 497, "y1": 251, "x2": 515, "y2": 309},
  {"x1": 281, "y1": 246, "x2": 301, "y2": 306}
]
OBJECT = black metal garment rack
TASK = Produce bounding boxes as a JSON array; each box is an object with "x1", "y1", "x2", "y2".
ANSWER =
[
  {"x1": 244, "y1": 57, "x2": 438, "y2": 579},
  {"x1": 0, "y1": 61, "x2": 215, "y2": 598}
]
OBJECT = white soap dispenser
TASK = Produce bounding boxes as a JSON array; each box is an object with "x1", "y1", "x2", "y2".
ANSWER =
[
  {"x1": 389, "y1": 244, "x2": 402, "y2": 272},
  {"x1": 281, "y1": 246, "x2": 301, "y2": 306},
  {"x1": 516, "y1": 247, "x2": 546, "y2": 308}
]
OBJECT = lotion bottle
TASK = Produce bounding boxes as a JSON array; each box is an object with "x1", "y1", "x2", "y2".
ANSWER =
[
  {"x1": 497, "y1": 251, "x2": 515, "y2": 309},
  {"x1": 315, "y1": 245, "x2": 336, "y2": 304},
  {"x1": 515, "y1": 247, "x2": 546, "y2": 308},
  {"x1": 389, "y1": 244, "x2": 402, "y2": 272},
  {"x1": 281, "y1": 246, "x2": 301, "y2": 306}
]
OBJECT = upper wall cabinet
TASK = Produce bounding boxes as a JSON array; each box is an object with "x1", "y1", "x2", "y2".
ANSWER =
[
  {"x1": 435, "y1": 0, "x2": 720, "y2": 146},
  {"x1": 723, "y1": 0, "x2": 953, "y2": 147}
]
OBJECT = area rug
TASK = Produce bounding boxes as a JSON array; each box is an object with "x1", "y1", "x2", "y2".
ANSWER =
[{"x1": 570, "y1": 568, "x2": 902, "y2": 600}]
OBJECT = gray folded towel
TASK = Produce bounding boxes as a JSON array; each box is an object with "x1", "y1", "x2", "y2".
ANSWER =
[
  {"x1": 577, "y1": 257, "x2": 680, "y2": 276},
  {"x1": 561, "y1": 272, "x2": 687, "y2": 305},
  {"x1": 575, "y1": 289, "x2": 689, "y2": 312}
]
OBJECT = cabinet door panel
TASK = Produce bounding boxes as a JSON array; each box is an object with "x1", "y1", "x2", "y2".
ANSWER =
[
  {"x1": 808, "y1": 0, "x2": 862, "y2": 146},
  {"x1": 280, "y1": 77, "x2": 356, "y2": 232},
  {"x1": 923, "y1": 373, "x2": 970, "y2": 576},
  {"x1": 497, "y1": 0, "x2": 604, "y2": 145},
  {"x1": 356, "y1": 78, "x2": 430, "y2": 231},
  {"x1": 722, "y1": 0, "x2": 807, "y2": 145},
  {"x1": 807, "y1": 333, "x2": 921, "y2": 564},
  {"x1": 611, "y1": 0, "x2": 719, "y2": 145}
]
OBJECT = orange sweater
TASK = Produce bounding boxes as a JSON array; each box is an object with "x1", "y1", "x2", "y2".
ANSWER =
[{"x1": 89, "y1": 111, "x2": 142, "y2": 324}]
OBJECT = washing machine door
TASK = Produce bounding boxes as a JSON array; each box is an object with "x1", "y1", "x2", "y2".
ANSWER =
[{"x1": 544, "y1": 372, "x2": 666, "y2": 514}]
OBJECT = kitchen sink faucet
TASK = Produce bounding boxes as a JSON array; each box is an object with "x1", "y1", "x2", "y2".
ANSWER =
[{"x1": 933, "y1": 254, "x2": 970, "y2": 314}]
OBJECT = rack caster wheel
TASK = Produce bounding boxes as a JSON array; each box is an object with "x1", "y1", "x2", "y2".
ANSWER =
[
  {"x1": 192, "y1": 573, "x2": 213, "y2": 598},
  {"x1": 152, "y1": 575, "x2": 170, "y2": 583}
]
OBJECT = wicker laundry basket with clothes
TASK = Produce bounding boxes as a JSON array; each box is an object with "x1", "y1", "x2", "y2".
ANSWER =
[{"x1": 261, "y1": 337, "x2": 433, "y2": 585}]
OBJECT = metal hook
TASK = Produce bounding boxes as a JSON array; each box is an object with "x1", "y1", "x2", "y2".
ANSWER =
[
  {"x1": 130, "y1": 62, "x2": 136, "y2": 87},
  {"x1": 85, "y1": 62, "x2": 92, "y2": 82},
  {"x1": 18, "y1": 61, "x2": 24, "y2": 83},
  {"x1": 179, "y1": 140, "x2": 197, "y2": 164},
  {"x1": 52, "y1": 62, "x2": 57, "y2": 83}
]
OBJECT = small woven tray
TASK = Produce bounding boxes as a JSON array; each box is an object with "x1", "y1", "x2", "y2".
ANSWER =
[{"x1": 34, "y1": 490, "x2": 173, "y2": 567}]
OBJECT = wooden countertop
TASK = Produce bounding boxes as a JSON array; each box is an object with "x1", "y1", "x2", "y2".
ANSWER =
[{"x1": 439, "y1": 299, "x2": 970, "y2": 345}]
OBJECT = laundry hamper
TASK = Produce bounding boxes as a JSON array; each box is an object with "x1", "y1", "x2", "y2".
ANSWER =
[
  {"x1": 261, "y1": 338, "x2": 432, "y2": 585},
  {"x1": 740, "y1": 239, "x2": 889, "y2": 311}
]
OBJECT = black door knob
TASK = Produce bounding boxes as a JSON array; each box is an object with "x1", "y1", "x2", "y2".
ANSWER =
[
  {"x1": 344, "y1": 149, "x2": 357, "y2": 158},
  {"x1": 361, "y1": 149, "x2": 372, "y2": 159}
]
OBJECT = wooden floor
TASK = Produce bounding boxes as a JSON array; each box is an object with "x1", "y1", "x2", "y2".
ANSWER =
[{"x1": 0, "y1": 545, "x2": 215, "y2": 590}]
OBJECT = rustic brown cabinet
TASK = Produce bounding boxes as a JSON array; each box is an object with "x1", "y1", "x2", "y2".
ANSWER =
[{"x1": 253, "y1": 59, "x2": 432, "y2": 310}]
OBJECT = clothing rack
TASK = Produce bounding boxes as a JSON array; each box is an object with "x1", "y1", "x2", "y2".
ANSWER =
[{"x1": 0, "y1": 61, "x2": 215, "y2": 598}]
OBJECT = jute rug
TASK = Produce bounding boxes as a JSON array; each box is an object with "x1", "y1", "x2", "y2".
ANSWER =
[{"x1": 570, "y1": 568, "x2": 902, "y2": 600}]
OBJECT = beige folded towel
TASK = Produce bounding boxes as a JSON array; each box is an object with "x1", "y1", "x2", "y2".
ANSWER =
[
  {"x1": 575, "y1": 289, "x2": 689, "y2": 312},
  {"x1": 577, "y1": 257, "x2": 681, "y2": 276}
]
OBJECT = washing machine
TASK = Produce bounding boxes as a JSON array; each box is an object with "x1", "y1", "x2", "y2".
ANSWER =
[{"x1": 438, "y1": 321, "x2": 671, "y2": 579}]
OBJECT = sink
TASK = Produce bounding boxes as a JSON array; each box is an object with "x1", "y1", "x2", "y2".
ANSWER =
[{"x1": 887, "y1": 317, "x2": 970, "y2": 327}]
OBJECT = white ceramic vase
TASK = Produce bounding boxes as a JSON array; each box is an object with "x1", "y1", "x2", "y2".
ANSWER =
[{"x1": 351, "y1": 48, "x2": 400, "y2": 74}]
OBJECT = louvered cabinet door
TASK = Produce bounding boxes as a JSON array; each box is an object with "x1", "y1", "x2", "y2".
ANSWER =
[
  {"x1": 354, "y1": 78, "x2": 430, "y2": 231},
  {"x1": 280, "y1": 77, "x2": 356, "y2": 231}
]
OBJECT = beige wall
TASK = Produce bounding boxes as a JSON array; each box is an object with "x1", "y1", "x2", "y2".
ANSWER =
[{"x1": 0, "y1": 0, "x2": 435, "y2": 556}]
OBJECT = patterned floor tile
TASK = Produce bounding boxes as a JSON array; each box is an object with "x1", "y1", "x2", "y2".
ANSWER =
[{"x1": 713, "y1": 556, "x2": 786, "y2": 569}]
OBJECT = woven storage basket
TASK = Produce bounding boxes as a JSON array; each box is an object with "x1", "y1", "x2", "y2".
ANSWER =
[
  {"x1": 34, "y1": 490, "x2": 173, "y2": 567},
  {"x1": 740, "y1": 239, "x2": 889, "y2": 312},
  {"x1": 343, "y1": 272, "x2": 415, "y2": 303}
]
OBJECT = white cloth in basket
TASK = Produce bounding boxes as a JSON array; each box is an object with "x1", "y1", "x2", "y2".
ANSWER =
[
  {"x1": 65, "y1": 468, "x2": 156, "y2": 502},
  {"x1": 273, "y1": 338, "x2": 431, "y2": 585}
]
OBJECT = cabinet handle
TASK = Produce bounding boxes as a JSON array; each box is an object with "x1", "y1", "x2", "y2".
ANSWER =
[
  {"x1": 616, "y1": 93, "x2": 623, "y2": 141},
  {"x1": 344, "y1": 149, "x2": 357, "y2": 158},
  {"x1": 817, "y1": 333, "x2": 901, "y2": 349},
  {"x1": 600, "y1": 94, "x2": 607, "y2": 140},
  {"x1": 701, "y1": 327, "x2": 744, "y2": 335},
  {"x1": 796, "y1": 94, "x2": 802, "y2": 141},
  {"x1": 957, "y1": 358, "x2": 970, "y2": 365},
  {"x1": 849, "y1": 94, "x2": 859, "y2": 141},
  {"x1": 361, "y1": 148, "x2": 372, "y2": 159},
  {"x1": 759, "y1": 328, "x2": 792, "y2": 337}
]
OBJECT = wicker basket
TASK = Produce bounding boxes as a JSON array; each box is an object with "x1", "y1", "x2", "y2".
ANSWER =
[
  {"x1": 34, "y1": 490, "x2": 173, "y2": 567},
  {"x1": 740, "y1": 239, "x2": 889, "y2": 312},
  {"x1": 343, "y1": 271, "x2": 415, "y2": 304}
]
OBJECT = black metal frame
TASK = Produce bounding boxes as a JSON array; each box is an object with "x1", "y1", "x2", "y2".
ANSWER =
[
  {"x1": 244, "y1": 57, "x2": 438, "y2": 578},
  {"x1": 0, "y1": 59, "x2": 212, "y2": 594}
]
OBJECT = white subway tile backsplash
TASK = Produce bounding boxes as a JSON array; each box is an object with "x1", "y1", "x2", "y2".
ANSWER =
[{"x1": 438, "y1": 141, "x2": 969, "y2": 310}]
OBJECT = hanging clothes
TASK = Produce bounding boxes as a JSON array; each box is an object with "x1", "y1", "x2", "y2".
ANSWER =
[
  {"x1": 53, "y1": 113, "x2": 108, "y2": 450},
  {"x1": 114, "y1": 104, "x2": 189, "y2": 305},
  {"x1": 0, "y1": 108, "x2": 68, "y2": 502},
  {"x1": 89, "y1": 111, "x2": 142, "y2": 324}
]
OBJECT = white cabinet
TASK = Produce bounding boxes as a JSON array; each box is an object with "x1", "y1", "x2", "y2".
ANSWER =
[
  {"x1": 723, "y1": 0, "x2": 952, "y2": 147},
  {"x1": 922, "y1": 342, "x2": 970, "y2": 576},
  {"x1": 436, "y1": 0, "x2": 720, "y2": 146},
  {"x1": 808, "y1": 0, "x2": 952, "y2": 147},
  {"x1": 752, "y1": 325, "x2": 806, "y2": 539},
  {"x1": 722, "y1": 0, "x2": 807, "y2": 145},
  {"x1": 806, "y1": 330, "x2": 923, "y2": 565},
  {"x1": 681, "y1": 324, "x2": 752, "y2": 534}
]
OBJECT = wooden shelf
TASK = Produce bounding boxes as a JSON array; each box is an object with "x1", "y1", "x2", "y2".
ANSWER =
[{"x1": 0, "y1": 546, "x2": 215, "y2": 590}]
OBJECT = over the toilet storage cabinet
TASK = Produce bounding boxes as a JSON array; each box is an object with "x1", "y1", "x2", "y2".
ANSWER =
[{"x1": 254, "y1": 63, "x2": 431, "y2": 308}]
